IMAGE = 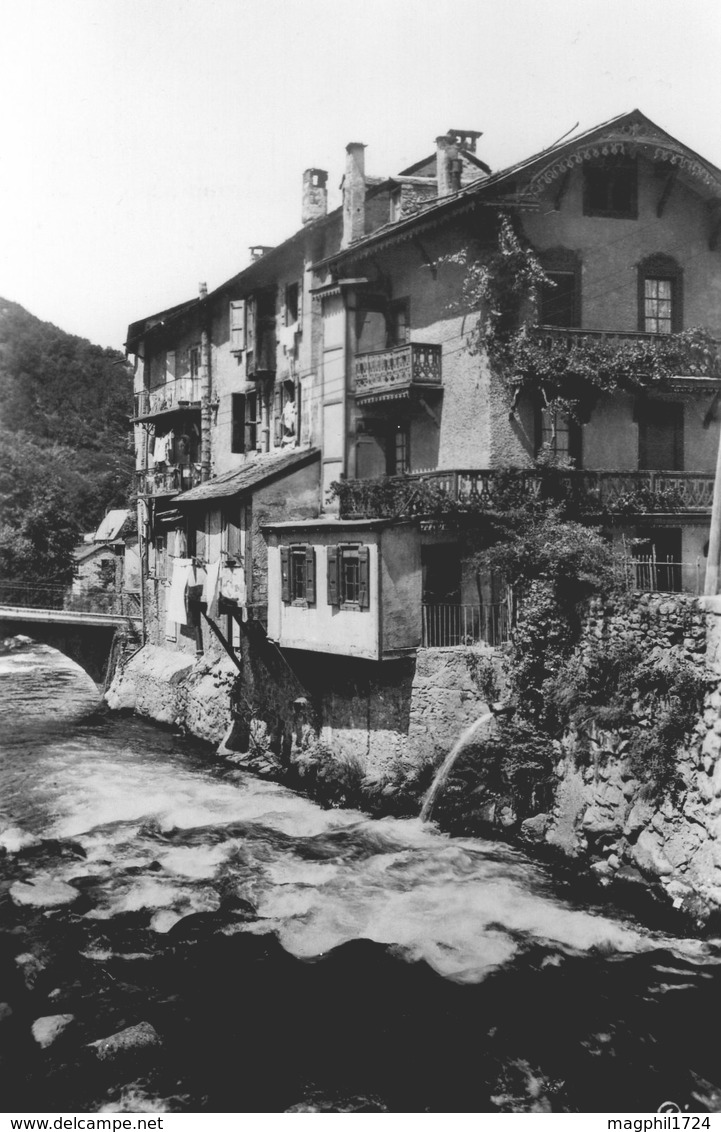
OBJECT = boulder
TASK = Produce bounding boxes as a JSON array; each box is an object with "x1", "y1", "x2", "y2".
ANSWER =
[
  {"x1": 87, "y1": 1021, "x2": 162, "y2": 1066},
  {"x1": 10, "y1": 876, "x2": 80, "y2": 909},
  {"x1": 32, "y1": 1014, "x2": 74, "y2": 1049},
  {"x1": 519, "y1": 813, "x2": 550, "y2": 843}
]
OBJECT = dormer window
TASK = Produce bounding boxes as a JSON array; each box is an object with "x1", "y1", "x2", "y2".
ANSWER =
[{"x1": 583, "y1": 156, "x2": 637, "y2": 219}]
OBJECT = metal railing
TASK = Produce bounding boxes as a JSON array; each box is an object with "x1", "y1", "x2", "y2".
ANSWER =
[
  {"x1": 625, "y1": 555, "x2": 704, "y2": 596},
  {"x1": 355, "y1": 342, "x2": 442, "y2": 395},
  {"x1": 422, "y1": 602, "x2": 510, "y2": 648},
  {"x1": 0, "y1": 583, "x2": 142, "y2": 618}
]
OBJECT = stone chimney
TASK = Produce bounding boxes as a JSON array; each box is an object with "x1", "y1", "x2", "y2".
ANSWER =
[
  {"x1": 199, "y1": 282, "x2": 207, "y2": 298},
  {"x1": 436, "y1": 133, "x2": 462, "y2": 196},
  {"x1": 342, "y1": 142, "x2": 366, "y2": 248},
  {"x1": 302, "y1": 168, "x2": 328, "y2": 225}
]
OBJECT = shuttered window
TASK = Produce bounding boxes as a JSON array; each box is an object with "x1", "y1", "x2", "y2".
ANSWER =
[
  {"x1": 327, "y1": 544, "x2": 370, "y2": 609},
  {"x1": 280, "y1": 544, "x2": 316, "y2": 605}
]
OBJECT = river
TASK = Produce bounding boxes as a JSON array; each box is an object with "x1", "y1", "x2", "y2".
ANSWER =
[{"x1": 1, "y1": 639, "x2": 721, "y2": 1114}]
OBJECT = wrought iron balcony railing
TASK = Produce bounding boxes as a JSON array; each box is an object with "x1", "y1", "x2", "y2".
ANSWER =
[
  {"x1": 335, "y1": 468, "x2": 716, "y2": 519},
  {"x1": 136, "y1": 463, "x2": 202, "y2": 497},
  {"x1": 354, "y1": 343, "x2": 442, "y2": 396},
  {"x1": 133, "y1": 379, "x2": 201, "y2": 420},
  {"x1": 422, "y1": 602, "x2": 510, "y2": 648}
]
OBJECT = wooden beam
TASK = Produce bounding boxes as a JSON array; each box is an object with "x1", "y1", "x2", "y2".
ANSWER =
[
  {"x1": 201, "y1": 610, "x2": 243, "y2": 671},
  {"x1": 656, "y1": 169, "x2": 677, "y2": 218},
  {"x1": 553, "y1": 170, "x2": 571, "y2": 212},
  {"x1": 413, "y1": 240, "x2": 438, "y2": 279}
]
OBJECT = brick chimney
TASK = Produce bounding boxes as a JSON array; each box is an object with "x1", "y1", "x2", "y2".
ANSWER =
[
  {"x1": 342, "y1": 142, "x2": 366, "y2": 248},
  {"x1": 302, "y1": 168, "x2": 328, "y2": 225},
  {"x1": 436, "y1": 132, "x2": 462, "y2": 196}
]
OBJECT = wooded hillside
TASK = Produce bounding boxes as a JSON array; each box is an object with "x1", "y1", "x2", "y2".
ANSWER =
[{"x1": 0, "y1": 299, "x2": 134, "y2": 584}]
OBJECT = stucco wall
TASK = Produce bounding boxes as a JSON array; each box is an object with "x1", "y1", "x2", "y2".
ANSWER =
[{"x1": 521, "y1": 155, "x2": 721, "y2": 338}]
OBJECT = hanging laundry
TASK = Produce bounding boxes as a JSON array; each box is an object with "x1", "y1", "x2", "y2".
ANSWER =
[
  {"x1": 280, "y1": 322, "x2": 299, "y2": 352},
  {"x1": 167, "y1": 557, "x2": 192, "y2": 625},
  {"x1": 153, "y1": 434, "x2": 168, "y2": 464},
  {"x1": 203, "y1": 559, "x2": 221, "y2": 618}
]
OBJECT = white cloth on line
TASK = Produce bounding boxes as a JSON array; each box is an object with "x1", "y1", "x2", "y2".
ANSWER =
[
  {"x1": 203, "y1": 559, "x2": 221, "y2": 618},
  {"x1": 167, "y1": 557, "x2": 192, "y2": 625}
]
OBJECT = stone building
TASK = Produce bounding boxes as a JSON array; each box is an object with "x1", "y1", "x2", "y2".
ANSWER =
[{"x1": 124, "y1": 109, "x2": 721, "y2": 686}]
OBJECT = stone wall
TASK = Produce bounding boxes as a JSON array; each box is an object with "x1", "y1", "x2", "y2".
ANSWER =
[{"x1": 536, "y1": 592, "x2": 721, "y2": 921}]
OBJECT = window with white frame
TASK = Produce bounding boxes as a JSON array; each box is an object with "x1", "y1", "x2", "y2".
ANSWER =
[
  {"x1": 327, "y1": 544, "x2": 370, "y2": 609},
  {"x1": 280, "y1": 544, "x2": 316, "y2": 605}
]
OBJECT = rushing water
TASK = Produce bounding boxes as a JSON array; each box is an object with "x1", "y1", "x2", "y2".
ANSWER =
[{"x1": 2, "y1": 640, "x2": 721, "y2": 1113}]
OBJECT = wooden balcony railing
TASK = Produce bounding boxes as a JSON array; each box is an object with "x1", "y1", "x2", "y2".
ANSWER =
[
  {"x1": 136, "y1": 463, "x2": 202, "y2": 497},
  {"x1": 133, "y1": 379, "x2": 201, "y2": 419},
  {"x1": 354, "y1": 343, "x2": 442, "y2": 395},
  {"x1": 335, "y1": 468, "x2": 716, "y2": 519}
]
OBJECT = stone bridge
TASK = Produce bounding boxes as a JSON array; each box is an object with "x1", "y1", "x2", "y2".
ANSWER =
[{"x1": 0, "y1": 598, "x2": 142, "y2": 684}]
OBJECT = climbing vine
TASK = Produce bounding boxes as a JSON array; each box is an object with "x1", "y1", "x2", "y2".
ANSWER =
[{"x1": 456, "y1": 213, "x2": 719, "y2": 424}]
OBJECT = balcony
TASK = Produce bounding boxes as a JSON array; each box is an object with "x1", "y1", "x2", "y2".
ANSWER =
[
  {"x1": 334, "y1": 469, "x2": 716, "y2": 520},
  {"x1": 133, "y1": 379, "x2": 201, "y2": 421},
  {"x1": 354, "y1": 343, "x2": 442, "y2": 402},
  {"x1": 136, "y1": 463, "x2": 202, "y2": 497},
  {"x1": 529, "y1": 325, "x2": 720, "y2": 386}
]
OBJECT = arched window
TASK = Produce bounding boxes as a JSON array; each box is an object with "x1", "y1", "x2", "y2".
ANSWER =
[{"x1": 637, "y1": 254, "x2": 683, "y2": 334}]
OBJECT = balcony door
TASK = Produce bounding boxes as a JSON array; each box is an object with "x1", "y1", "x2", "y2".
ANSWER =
[{"x1": 638, "y1": 401, "x2": 683, "y2": 470}]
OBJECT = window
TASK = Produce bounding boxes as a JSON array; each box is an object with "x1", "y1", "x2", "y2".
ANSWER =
[
  {"x1": 222, "y1": 506, "x2": 243, "y2": 562},
  {"x1": 638, "y1": 255, "x2": 682, "y2": 334},
  {"x1": 391, "y1": 423, "x2": 409, "y2": 475},
  {"x1": 644, "y1": 278, "x2": 673, "y2": 334},
  {"x1": 285, "y1": 282, "x2": 299, "y2": 325},
  {"x1": 245, "y1": 392, "x2": 258, "y2": 452},
  {"x1": 539, "y1": 272, "x2": 578, "y2": 327},
  {"x1": 327, "y1": 544, "x2": 370, "y2": 609},
  {"x1": 231, "y1": 394, "x2": 245, "y2": 453},
  {"x1": 583, "y1": 157, "x2": 637, "y2": 219},
  {"x1": 537, "y1": 407, "x2": 581, "y2": 465},
  {"x1": 189, "y1": 346, "x2": 201, "y2": 379},
  {"x1": 387, "y1": 299, "x2": 410, "y2": 347},
  {"x1": 280, "y1": 545, "x2": 316, "y2": 605},
  {"x1": 638, "y1": 400, "x2": 683, "y2": 470}
]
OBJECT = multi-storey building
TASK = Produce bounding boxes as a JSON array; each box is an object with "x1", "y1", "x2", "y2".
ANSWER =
[{"x1": 126, "y1": 110, "x2": 721, "y2": 668}]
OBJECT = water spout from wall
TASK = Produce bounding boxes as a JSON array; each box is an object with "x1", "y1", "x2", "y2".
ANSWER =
[{"x1": 419, "y1": 711, "x2": 495, "y2": 823}]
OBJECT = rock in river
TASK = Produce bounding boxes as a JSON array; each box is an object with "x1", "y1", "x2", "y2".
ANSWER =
[{"x1": 10, "y1": 875, "x2": 80, "y2": 908}]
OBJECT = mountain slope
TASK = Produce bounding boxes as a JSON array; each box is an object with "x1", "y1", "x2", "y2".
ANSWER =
[{"x1": 0, "y1": 299, "x2": 134, "y2": 584}]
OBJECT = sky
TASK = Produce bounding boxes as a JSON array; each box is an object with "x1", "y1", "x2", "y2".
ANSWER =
[{"x1": 1, "y1": 0, "x2": 720, "y2": 351}]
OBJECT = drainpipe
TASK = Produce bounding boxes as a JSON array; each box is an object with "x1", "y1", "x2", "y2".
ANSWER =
[
  {"x1": 199, "y1": 282, "x2": 211, "y2": 482},
  {"x1": 705, "y1": 415, "x2": 721, "y2": 595}
]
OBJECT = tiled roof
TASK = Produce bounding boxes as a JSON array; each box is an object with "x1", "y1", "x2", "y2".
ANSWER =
[{"x1": 174, "y1": 447, "x2": 320, "y2": 503}]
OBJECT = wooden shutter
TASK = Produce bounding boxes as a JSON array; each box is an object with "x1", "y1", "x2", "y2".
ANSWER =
[
  {"x1": 230, "y1": 301, "x2": 245, "y2": 352},
  {"x1": 305, "y1": 545, "x2": 316, "y2": 604},
  {"x1": 231, "y1": 393, "x2": 245, "y2": 453},
  {"x1": 245, "y1": 296, "x2": 257, "y2": 373},
  {"x1": 165, "y1": 350, "x2": 176, "y2": 380},
  {"x1": 327, "y1": 546, "x2": 339, "y2": 605},
  {"x1": 358, "y1": 545, "x2": 370, "y2": 608},
  {"x1": 297, "y1": 279, "x2": 304, "y2": 329},
  {"x1": 280, "y1": 546, "x2": 290, "y2": 603}
]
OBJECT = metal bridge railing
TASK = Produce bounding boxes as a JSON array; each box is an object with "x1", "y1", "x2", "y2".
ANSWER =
[{"x1": 0, "y1": 583, "x2": 141, "y2": 619}]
